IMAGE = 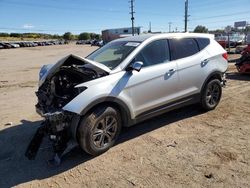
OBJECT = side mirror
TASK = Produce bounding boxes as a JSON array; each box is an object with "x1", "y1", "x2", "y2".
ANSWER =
[{"x1": 129, "y1": 61, "x2": 143, "y2": 72}]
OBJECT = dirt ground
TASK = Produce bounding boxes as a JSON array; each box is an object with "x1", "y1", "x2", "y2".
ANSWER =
[{"x1": 0, "y1": 45, "x2": 249, "y2": 188}]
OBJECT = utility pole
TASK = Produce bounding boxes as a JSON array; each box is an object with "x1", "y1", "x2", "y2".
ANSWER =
[
  {"x1": 148, "y1": 22, "x2": 152, "y2": 33},
  {"x1": 129, "y1": 0, "x2": 135, "y2": 36},
  {"x1": 184, "y1": 0, "x2": 189, "y2": 32},
  {"x1": 168, "y1": 22, "x2": 172, "y2": 33}
]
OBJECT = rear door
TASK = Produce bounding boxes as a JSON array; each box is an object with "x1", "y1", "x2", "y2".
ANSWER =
[
  {"x1": 125, "y1": 39, "x2": 179, "y2": 117},
  {"x1": 169, "y1": 38, "x2": 210, "y2": 97}
]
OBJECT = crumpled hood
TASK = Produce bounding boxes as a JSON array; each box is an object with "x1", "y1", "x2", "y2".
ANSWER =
[{"x1": 38, "y1": 54, "x2": 111, "y2": 86}]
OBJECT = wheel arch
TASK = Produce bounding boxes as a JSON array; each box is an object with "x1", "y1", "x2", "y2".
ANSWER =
[
  {"x1": 70, "y1": 97, "x2": 132, "y2": 140},
  {"x1": 201, "y1": 71, "x2": 223, "y2": 93}
]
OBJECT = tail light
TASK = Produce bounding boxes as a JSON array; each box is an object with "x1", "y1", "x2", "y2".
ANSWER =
[{"x1": 222, "y1": 53, "x2": 228, "y2": 61}]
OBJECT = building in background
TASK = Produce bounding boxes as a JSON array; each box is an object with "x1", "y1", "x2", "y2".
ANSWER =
[{"x1": 102, "y1": 27, "x2": 140, "y2": 44}]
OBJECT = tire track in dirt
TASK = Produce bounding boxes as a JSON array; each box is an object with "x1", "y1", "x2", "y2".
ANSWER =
[{"x1": 0, "y1": 81, "x2": 37, "y2": 89}]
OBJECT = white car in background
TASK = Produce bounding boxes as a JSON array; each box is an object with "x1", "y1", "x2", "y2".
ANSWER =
[{"x1": 7, "y1": 43, "x2": 20, "y2": 48}]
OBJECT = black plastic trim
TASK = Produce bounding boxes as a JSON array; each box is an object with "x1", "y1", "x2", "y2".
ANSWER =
[{"x1": 133, "y1": 93, "x2": 200, "y2": 124}]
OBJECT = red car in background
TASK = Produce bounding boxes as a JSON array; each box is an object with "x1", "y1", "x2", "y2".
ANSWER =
[
  {"x1": 215, "y1": 36, "x2": 227, "y2": 48},
  {"x1": 235, "y1": 44, "x2": 250, "y2": 73}
]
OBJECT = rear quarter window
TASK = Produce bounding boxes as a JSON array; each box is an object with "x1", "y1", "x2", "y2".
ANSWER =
[
  {"x1": 169, "y1": 38, "x2": 199, "y2": 60},
  {"x1": 196, "y1": 38, "x2": 210, "y2": 50}
]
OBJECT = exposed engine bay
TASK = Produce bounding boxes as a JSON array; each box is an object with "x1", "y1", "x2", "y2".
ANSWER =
[
  {"x1": 26, "y1": 55, "x2": 109, "y2": 164},
  {"x1": 36, "y1": 55, "x2": 108, "y2": 115}
]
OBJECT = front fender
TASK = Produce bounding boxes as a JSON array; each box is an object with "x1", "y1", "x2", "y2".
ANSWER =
[{"x1": 62, "y1": 71, "x2": 133, "y2": 118}]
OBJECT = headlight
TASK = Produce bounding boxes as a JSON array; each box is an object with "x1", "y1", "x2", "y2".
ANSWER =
[{"x1": 39, "y1": 64, "x2": 53, "y2": 80}]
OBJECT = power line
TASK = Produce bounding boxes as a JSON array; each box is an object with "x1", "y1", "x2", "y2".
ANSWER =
[
  {"x1": 0, "y1": 1, "x2": 126, "y2": 13},
  {"x1": 189, "y1": 0, "x2": 237, "y2": 7},
  {"x1": 191, "y1": 11, "x2": 250, "y2": 21},
  {"x1": 0, "y1": 0, "x2": 183, "y2": 18},
  {"x1": 138, "y1": 11, "x2": 182, "y2": 17},
  {"x1": 0, "y1": 27, "x2": 103, "y2": 32},
  {"x1": 190, "y1": 2, "x2": 245, "y2": 10},
  {"x1": 193, "y1": 17, "x2": 250, "y2": 25}
]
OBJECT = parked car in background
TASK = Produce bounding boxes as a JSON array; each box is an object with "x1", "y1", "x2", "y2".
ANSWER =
[
  {"x1": 0, "y1": 44, "x2": 4, "y2": 49},
  {"x1": 13, "y1": 43, "x2": 20, "y2": 48},
  {"x1": 18, "y1": 42, "x2": 25, "y2": 47},
  {"x1": 0, "y1": 40, "x2": 66, "y2": 49},
  {"x1": 216, "y1": 36, "x2": 227, "y2": 48},
  {"x1": 235, "y1": 45, "x2": 247, "y2": 54},
  {"x1": 0, "y1": 42, "x2": 11, "y2": 49},
  {"x1": 33, "y1": 42, "x2": 38, "y2": 47},
  {"x1": 97, "y1": 40, "x2": 103, "y2": 47},
  {"x1": 91, "y1": 40, "x2": 103, "y2": 47},
  {"x1": 6, "y1": 43, "x2": 20, "y2": 48},
  {"x1": 233, "y1": 35, "x2": 245, "y2": 46},
  {"x1": 85, "y1": 40, "x2": 91, "y2": 44},
  {"x1": 1, "y1": 42, "x2": 9, "y2": 48},
  {"x1": 58, "y1": 40, "x2": 65, "y2": 45},
  {"x1": 76, "y1": 40, "x2": 86, "y2": 45},
  {"x1": 26, "y1": 33, "x2": 228, "y2": 162},
  {"x1": 216, "y1": 34, "x2": 246, "y2": 48}
]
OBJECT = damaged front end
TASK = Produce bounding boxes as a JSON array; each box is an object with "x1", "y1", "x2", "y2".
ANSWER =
[{"x1": 25, "y1": 54, "x2": 110, "y2": 163}]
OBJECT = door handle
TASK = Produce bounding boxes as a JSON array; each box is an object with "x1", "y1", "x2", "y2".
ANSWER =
[
  {"x1": 166, "y1": 69, "x2": 176, "y2": 77},
  {"x1": 201, "y1": 59, "x2": 209, "y2": 66},
  {"x1": 168, "y1": 69, "x2": 176, "y2": 72}
]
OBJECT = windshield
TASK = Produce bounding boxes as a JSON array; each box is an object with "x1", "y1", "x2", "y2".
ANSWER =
[{"x1": 87, "y1": 40, "x2": 140, "y2": 70}]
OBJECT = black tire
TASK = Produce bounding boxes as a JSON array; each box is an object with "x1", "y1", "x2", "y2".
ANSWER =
[
  {"x1": 77, "y1": 106, "x2": 122, "y2": 156},
  {"x1": 201, "y1": 79, "x2": 222, "y2": 111}
]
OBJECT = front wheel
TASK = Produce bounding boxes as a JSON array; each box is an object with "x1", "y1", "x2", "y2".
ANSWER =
[
  {"x1": 201, "y1": 79, "x2": 222, "y2": 111},
  {"x1": 77, "y1": 106, "x2": 122, "y2": 156}
]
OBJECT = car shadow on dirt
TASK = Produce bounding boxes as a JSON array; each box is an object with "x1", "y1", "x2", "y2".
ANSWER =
[
  {"x1": 0, "y1": 105, "x2": 204, "y2": 187},
  {"x1": 226, "y1": 72, "x2": 250, "y2": 81}
]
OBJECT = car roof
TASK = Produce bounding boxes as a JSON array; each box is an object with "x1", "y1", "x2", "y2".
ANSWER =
[{"x1": 115, "y1": 33, "x2": 214, "y2": 43}]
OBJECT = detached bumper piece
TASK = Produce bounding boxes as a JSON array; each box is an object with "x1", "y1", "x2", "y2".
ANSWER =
[
  {"x1": 25, "y1": 122, "x2": 47, "y2": 160},
  {"x1": 25, "y1": 111, "x2": 74, "y2": 165}
]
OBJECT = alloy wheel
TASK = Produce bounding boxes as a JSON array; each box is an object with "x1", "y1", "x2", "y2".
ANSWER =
[
  {"x1": 92, "y1": 115, "x2": 118, "y2": 148},
  {"x1": 206, "y1": 83, "x2": 220, "y2": 106}
]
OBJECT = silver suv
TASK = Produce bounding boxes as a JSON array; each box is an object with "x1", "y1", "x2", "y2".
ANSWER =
[{"x1": 26, "y1": 33, "x2": 228, "y2": 161}]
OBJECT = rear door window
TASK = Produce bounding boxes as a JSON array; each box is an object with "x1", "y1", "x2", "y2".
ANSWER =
[
  {"x1": 133, "y1": 39, "x2": 170, "y2": 67},
  {"x1": 169, "y1": 38, "x2": 199, "y2": 60},
  {"x1": 196, "y1": 38, "x2": 210, "y2": 50}
]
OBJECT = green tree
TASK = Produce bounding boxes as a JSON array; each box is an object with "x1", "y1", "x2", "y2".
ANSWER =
[
  {"x1": 193, "y1": 25, "x2": 208, "y2": 33},
  {"x1": 52, "y1": 34, "x2": 61, "y2": 39},
  {"x1": 78, "y1": 32, "x2": 90, "y2": 40},
  {"x1": 94, "y1": 34, "x2": 101, "y2": 40},
  {"x1": 10, "y1": 33, "x2": 22, "y2": 37},
  {"x1": 63, "y1": 32, "x2": 73, "y2": 40},
  {"x1": 90, "y1": 33, "x2": 96, "y2": 39},
  {"x1": 0, "y1": 33, "x2": 9, "y2": 37}
]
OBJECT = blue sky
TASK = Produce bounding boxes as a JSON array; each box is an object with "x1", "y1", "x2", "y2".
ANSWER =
[{"x1": 0, "y1": 0, "x2": 249, "y2": 34}]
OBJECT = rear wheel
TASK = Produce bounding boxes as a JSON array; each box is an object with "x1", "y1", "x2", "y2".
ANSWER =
[
  {"x1": 77, "y1": 106, "x2": 121, "y2": 156},
  {"x1": 201, "y1": 79, "x2": 222, "y2": 111}
]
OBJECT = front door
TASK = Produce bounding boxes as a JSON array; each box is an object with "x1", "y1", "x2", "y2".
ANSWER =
[{"x1": 125, "y1": 39, "x2": 179, "y2": 118}]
